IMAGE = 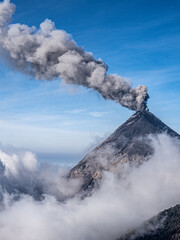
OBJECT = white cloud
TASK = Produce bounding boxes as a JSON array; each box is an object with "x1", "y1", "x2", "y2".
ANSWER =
[
  {"x1": 0, "y1": 134, "x2": 179, "y2": 239},
  {"x1": 65, "y1": 109, "x2": 86, "y2": 114},
  {"x1": 89, "y1": 111, "x2": 112, "y2": 117}
]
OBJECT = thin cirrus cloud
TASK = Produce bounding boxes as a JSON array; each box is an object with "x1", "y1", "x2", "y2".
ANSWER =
[
  {"x1": 65, "y1": 109, "x2": 112, "y2": 118},
  {"x1": 0, "y1": 119, "x2": 93, "y2": 154},
  {"x1": 89, "y1": 111, "x2": 112, "y2": 118},
  {"x1": 65, "y1": 109, "x2": 86, "y2": 114}
]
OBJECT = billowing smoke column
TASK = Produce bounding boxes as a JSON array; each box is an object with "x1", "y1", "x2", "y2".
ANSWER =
[{"x1": 0, "y1": 0, "x2": 149, "y2": 111}]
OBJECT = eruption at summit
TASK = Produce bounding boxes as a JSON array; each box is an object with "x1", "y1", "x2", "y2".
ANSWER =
[
  {"x1": 0, "y1": 1, "x2": 180, "y2": 240},
  {"x1": 0, "y1": 0, "x2": 149, "y2": 111}
]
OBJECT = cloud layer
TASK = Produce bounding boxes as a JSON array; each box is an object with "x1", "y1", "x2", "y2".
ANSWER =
[{"x1": 0, "y1": 134, "x2": 179, "y2": 239}]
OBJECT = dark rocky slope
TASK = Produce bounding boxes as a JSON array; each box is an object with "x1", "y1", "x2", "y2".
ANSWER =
[
  {"x1": 70, "y1": 110, "x2": 180, "y2": 191},
  {"x1": 118, "y1": 204, "x2": 180, "y2": 240}
]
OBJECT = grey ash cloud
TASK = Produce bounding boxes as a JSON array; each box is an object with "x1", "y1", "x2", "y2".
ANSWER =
[{"x1": 0, "y1": 0, "x2": 149, "y2": 111}]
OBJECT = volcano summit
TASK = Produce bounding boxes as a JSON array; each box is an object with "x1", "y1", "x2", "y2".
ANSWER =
[{"x1": 70, "y1": 109, "x2": 180, "y2": 192}]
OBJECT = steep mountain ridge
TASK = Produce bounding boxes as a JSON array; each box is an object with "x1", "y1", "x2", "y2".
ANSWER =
[{"x1": 70, "y1": 110, "x2": 180, "y2": 191}]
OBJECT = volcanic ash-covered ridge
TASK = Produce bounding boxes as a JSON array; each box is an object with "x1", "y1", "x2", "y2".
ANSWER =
[{"x1": 69, "y1": 110, "x2": 180, "y2": 191}]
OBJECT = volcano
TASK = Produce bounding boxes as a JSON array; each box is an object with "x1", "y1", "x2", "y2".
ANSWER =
[{"x1": 69, "y1": 109, "x2": 180, "y2": 191}]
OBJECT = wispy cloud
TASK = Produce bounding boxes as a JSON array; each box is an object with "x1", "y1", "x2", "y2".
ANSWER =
[
  {"x1": 89, "y1": 111, "x2": 112, "y2": 117},
  {"x1": 65, "y1": 109, "x2": 113, "y2": 118},
  {"x1": 124, "y1": 34, "x2": 180, "y2": 52},
  {"x1": 0, "y1": 119, "x2": 94, "y2": 154},
  {"x1": 126, "y1": 65, "x2": 180, "y2": 87},
  {"x1": 65, "y1": 109, "x2": 86, "y2": 114}
]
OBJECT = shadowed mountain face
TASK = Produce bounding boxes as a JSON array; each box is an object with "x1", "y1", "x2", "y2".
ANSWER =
[
  {"x1": 119, "y1": 205, "x2": 180, "y2": 240},
  {"x1": 69, "y1": 110, "x2": 180, "y2": 191}
]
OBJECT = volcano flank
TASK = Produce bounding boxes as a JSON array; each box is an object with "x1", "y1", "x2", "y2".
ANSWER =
[{"x1": 70, "y1": 110, "x2": 180, "y2": 191}]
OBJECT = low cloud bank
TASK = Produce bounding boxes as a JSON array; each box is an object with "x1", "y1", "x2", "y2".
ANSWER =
[{"x1": 0, "y1": 134, "x2": 179, "y2": 239}]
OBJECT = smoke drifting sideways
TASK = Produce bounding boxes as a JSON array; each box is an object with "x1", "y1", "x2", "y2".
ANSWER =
[
  {"x1": 0, "y1": 134, "x2": 179, "y2": 240},
  {"x1": 0, "y1": 0, "x2": 149, "y2": 111}
]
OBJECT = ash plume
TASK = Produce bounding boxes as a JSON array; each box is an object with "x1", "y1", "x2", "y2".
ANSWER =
[{"x1": 0, "y1": 0, "x2": 149, "y2": 111}]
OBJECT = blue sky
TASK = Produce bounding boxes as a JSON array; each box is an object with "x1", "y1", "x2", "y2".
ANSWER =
[{"x1": 0, "y1": 0, "x2": 180, "y2": 165}]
